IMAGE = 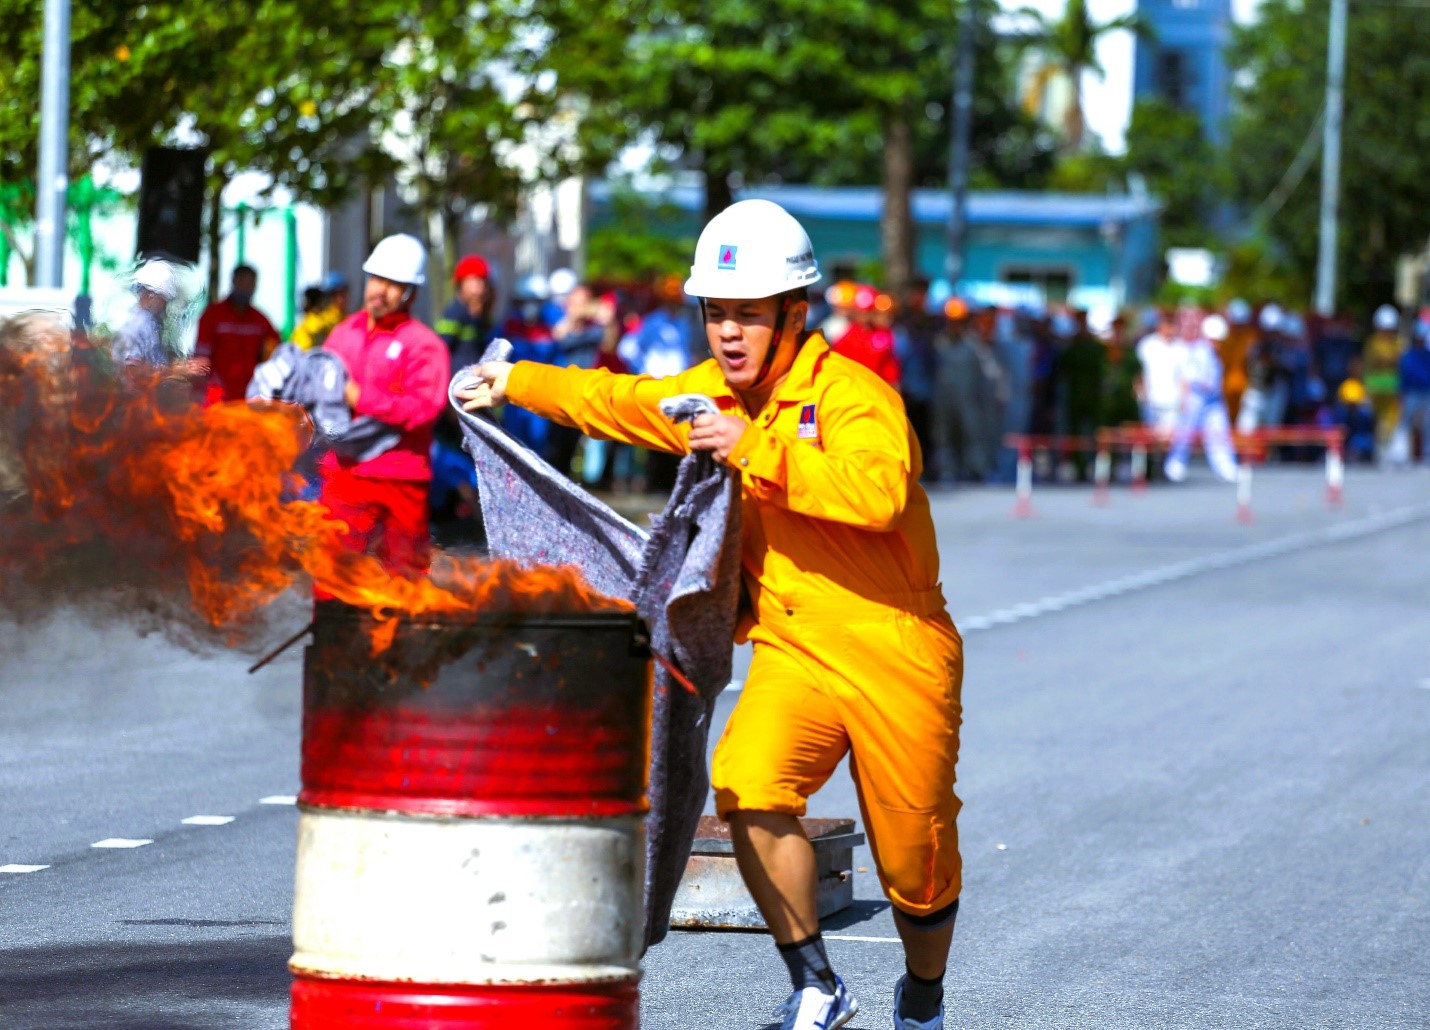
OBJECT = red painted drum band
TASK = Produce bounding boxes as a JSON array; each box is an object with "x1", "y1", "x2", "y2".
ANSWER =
[{"x1": 291, "y1": 976, "x2": 640, "y2": 1029}]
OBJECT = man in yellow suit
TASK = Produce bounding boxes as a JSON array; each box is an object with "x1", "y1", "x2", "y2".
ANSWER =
[{"x1": 459, "y1": 200, "x2": 962, "y2": 1030}]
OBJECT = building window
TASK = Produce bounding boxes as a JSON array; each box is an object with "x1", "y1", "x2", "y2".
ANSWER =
[
  {"x1": 1157, "y1": 49, "x2": 1195, "y2": 109},
  {"x1": 1003, "y1": 267, "x2": 1074, "y2": 304}
]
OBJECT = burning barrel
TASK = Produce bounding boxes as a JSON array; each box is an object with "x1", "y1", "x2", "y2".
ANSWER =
[{"x1": 290, "y1": 601, "x2": 652, "y2": 1029}]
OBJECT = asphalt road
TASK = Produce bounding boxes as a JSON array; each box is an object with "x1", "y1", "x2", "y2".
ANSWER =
[{"x1": 2, "y1": 467, "x2": 1427, "y2": 1029}]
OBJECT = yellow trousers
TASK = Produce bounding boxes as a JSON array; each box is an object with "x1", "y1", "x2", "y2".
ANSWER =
[{"x1": 712, "y1": 588, "x2": 963, "y2": 918}]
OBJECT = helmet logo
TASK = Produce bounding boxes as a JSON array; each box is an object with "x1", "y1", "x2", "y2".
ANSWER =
[{"x1": 718, "y1": 246, "x2": 738, "y2": 271}]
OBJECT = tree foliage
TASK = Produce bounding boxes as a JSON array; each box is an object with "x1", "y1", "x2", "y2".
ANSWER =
[{"x1": 1227, "y1": 0, "x2": 1430, "y2": 311}]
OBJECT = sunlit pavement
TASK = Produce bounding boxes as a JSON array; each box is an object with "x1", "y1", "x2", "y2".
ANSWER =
[{"x1": 2, "y1": 466, "x2": 1427, "y2": 1028}]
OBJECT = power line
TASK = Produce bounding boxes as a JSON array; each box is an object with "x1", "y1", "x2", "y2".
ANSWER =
[{"x1": 1249, "y1": 104, "x2": 1325, "y2": 228}]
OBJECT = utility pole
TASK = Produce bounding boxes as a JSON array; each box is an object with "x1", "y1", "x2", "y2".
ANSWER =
[
  {"x1": 35, "y1": 0, "x2": 71, "y2": 289},
  {"x1": 1314, "y1": 0, "x2": 1347, "y2": 316},
  {"x1": 946, "y1": 0, "x2": 978, "y2": 286}
]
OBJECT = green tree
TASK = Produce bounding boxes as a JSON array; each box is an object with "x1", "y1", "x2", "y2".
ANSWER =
[
  {"x1": 1228, "y1": 0, "x2": 1430, "y2": 312},
  {"x1": 1012, "y1": 0, "x2": 1150, "y2": 151},
  {"x1": 595, "y1": 0, "x2": 1054, "y2": 301},
  {"x1": 1122, "y1": 97, "x2": 1222, "y2": 247}
]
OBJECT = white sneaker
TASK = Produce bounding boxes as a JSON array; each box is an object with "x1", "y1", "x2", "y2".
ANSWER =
[
  {"x1": 775, "y1": 975, "x2": 859, "y2": 1030},
  {"x1": 892, "y1": 974, "x2": 944, "y2": 1029}
]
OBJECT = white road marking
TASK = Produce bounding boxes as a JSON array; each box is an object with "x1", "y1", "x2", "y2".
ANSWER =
[
  {"x1": 260, "y1": 795, "x2": 297, "y2": 805},
  {"x1": 181, "y1": 815, "x2": 234, "y2": 826},
  {"x1": 91, "y1": 838, "x2": 152, "y2": 849},
  {"x1": 0, "y1": 864, "x2": 49, "y2": 873},
  {"x1": 825, "y1": 934, "x2": 902, "y2": 944},
  {"x1": 956, "y1": 503, "x2": 1430, "y2": 635}
]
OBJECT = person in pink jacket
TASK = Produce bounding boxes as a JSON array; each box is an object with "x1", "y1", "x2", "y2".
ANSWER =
[{"x1": 319, "y1": 234, "x2": 450, "y2": 577}]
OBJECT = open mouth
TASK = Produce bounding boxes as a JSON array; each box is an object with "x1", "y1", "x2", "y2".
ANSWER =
[{"x1": 721, "y1": 348, "x2": 749, "y2": 372}]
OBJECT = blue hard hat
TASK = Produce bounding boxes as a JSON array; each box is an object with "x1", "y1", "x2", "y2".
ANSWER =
[
  {"x1": 320, "y1": 270, "x2": 349, "y2": 293},
  {"x1": 924, "y1": 278, "x2": 954, "y2": 315}
]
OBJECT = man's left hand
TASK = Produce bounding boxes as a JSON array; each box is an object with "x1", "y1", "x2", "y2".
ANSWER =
[
  {"x1": 686, "y1": 413, "x2": 748, "y2": 465},
  {"x1": 344, "y1": 380, "x2": 361, "y2": 409}
]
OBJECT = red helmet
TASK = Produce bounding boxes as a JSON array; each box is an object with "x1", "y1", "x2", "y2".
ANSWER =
[{"x1": 453, "y1": 254, "x2": 490, "y2": 282}]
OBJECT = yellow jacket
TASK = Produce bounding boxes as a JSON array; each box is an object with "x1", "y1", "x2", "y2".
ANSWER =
[
  {"x1": 505, "y1": 334, "x2": 945, "y2": 628},
  {"x1": 290, "y1": 304, "x2": 344, "y2": 351}
]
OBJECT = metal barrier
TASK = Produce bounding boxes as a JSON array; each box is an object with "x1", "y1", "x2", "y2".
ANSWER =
[{"x1": 1003, "y1": 425, "x2": 1347, "y2": 522}]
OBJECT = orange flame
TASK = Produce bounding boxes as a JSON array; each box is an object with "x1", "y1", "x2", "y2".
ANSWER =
[{"x1": 0, "y1": 324, "x2": 627, "y2": 651}]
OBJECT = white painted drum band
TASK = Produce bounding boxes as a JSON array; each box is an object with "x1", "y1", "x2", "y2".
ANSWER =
[{"x1": 291, "y1": 808, "x2": 644, "y2": 985}]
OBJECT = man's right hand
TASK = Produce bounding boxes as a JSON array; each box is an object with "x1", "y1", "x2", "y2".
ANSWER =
[{"x1": 457, "y1": 361, "x2": 514, "y2": 411}]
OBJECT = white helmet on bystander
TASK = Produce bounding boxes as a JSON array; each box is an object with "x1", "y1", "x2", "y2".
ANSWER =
[{"x1": 362, "y1": 234, "x2": 427, "y2": 286}]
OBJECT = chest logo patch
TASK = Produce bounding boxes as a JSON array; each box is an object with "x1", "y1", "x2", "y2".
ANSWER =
[
  {"x1": 797, "y1": 403, "x2": 818, "y2": 439},
  {"x1": 386, "y1": 340, "x2": 403, "y2": 360},
  {"x1": 717, "y1": 245, "x2": 738, "y2": 270}
]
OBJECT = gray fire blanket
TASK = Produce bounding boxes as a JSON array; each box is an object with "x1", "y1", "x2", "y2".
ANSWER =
[
  {"x1": 449, "y1": 349, "x2": 742, "y2": 952},
  {"x1": 247, "y1": 342, "x2": 401, "y2": 463}
]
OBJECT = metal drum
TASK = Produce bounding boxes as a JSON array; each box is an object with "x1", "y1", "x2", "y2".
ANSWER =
[{"x1": 290, "y1": 602, "x2": 652, "y2": 1029}]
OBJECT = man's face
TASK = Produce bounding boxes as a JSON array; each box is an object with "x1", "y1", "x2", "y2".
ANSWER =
[
  {"x1": 457, "y1": 275, "x2": 488, "y2": 314},
  {"x1": 565, "y1": 285, "x2": 593, "y2": 319},
  {"x1": 703, "y1": 295, "x2": 805, "y2": 392},
  {"x1": 365, "y1": 275, "x2": 410, "y2": 320},
  {"x1": 231, "y1": 270, "x2": 257, "y2": 304},
  {"x1": 331, "y1": 287, "x2": 350, "y2": 311}
]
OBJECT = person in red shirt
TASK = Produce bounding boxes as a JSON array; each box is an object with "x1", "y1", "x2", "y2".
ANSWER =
[
  {"x1": 318, "y1": 234, "x2": 451, "y2": 577},
  {"x1": 194, "y1": 264, "x2": 279, "y2": 405},
  {"x1": 832, "y1": 286, "x2": 901, "y2": 388}
]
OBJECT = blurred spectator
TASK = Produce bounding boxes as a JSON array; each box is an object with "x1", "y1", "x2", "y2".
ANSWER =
[
  {"x1": 195, "y1": 264, "x2": 279, "y2": 405},
  {"x1": 544, "y1": 267, "x2": 579, "y2": 328},
  {"x1": 897, "y1": 283, "x2": 941, "y2": 479},
  {"x1": 1165, "y1": 315, "x2": 1238, "y2": 483},
  {"x1": 498, "y1": 275, "x2": 557, "y2": 455},
  {"x1": 616, "y1": 275, "x2": 696, "y2": 493},
  {"x1": 291, "y1": 271, "x2": 349, "y2": 351},
  {"x1": 547, "y1": 281, "x2": 615, "y2": 476},
  {"x1": 933, "y1": 305, "x2": 1003, "y2": 482},
  {"x1": 111, "y1": 259, "x2": 181, "y2": 369},
  {"x1": 1236, "y1": 304, "x2": 1292, "y2": 433},
  {"x1": 1364, "y1": 304, "x2": 1404, "y2": 448},
  {"x1": 1221, "y1": 299, "x2": 1255, "y2": 424},
  {"x1": 1313, "y1": 314, "x2": 1361, "y2": 398},
  {"x1": 932, "y1": 302, "x2": 979, "y2": 481},
  {"x1": 1333, "y1": 370, "x2": 1376, "y2": 463},
  {"x1": 819, "y1": 280, "x2": 857, "y2": 344},
  {"x1": 832, "y1": 286, "x2": 901, "y2": 387},
  {"x1": 436, "y1": 254, "x2": 496, "y2": 372},
  {"x1": 993, "y1": 308, "x2": 1035, "y2": 483},
  {"x1": 1388, "y1": 323, "x2": 1430, "y2": 467},
  {"x1": 1053, "y1": 308, "x2": 1104, "y2": 479},
  {"x1": 619, "y1": 274, "x2": 695, "y2": 380},
  {"x1": 290, "y1": 286, "x2": 331, "y2": 352},
  {"x1": 1136, "y1": 309, "x2": 1182, "y2": 436},
  {"x1": 1028, "y1": 309, "x2": 1058, "y2": 435},
  {"x1": 1101, "y1": 313, "x2": 1142, "y2": 429}
]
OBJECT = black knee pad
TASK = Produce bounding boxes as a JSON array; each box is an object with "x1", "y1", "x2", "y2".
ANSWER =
[{"x1": 898, "y1": 897, "x2": 959, "y2": 931}]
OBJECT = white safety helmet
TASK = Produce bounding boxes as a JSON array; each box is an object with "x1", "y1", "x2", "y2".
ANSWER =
[
  {"x1": 1373, "y1": 304, "x2": 1399, "y2": 332},
  {"x1": 1201, "y1": 314, "x2": 1229, "y2": 342},
  {"x1": 1258, "y1": 303, "x2": 1284, "y2": 331},
  {"x1": 683, "y1": 199, "x2": 821, "y2": 300},
  {"x1": 362, "y1": 233, "x2": 427, "y2": 286},
  {"x1": 132, "y1": 259, "x2": 179, "y2": 302},
  {"x1": 1226, "y1": 298, "x2": 1251, "y2": 325},
  {"x1": 547, "y1": 267, "x2": 579, "y2": 298}
]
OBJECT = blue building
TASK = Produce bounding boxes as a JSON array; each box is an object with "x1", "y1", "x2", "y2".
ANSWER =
[
  {"x1": 590, "y1": 182, "x2": 1162, "y2": 310},
  {"x1": 1133, "y1": 0, "x2": 1234, "y2": 144}
]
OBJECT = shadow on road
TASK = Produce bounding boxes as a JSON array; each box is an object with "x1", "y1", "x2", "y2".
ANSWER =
[{"x1": 0, "y1": 934, "x2": 289, "y2": 1029}]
